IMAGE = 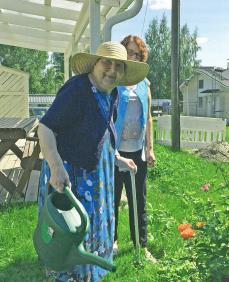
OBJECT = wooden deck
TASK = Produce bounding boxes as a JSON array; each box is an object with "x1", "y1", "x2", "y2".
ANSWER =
[{"x1": 0, "y1": 140, "x2": 40, "y2": 205}]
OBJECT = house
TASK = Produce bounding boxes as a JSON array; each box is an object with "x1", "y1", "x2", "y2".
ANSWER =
[{"x1": 180, "y1": 65, "x2": 229, "y2": 122}]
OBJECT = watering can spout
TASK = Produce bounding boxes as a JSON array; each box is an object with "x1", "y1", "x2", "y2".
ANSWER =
[{"x1": 68, "y1": 244, "x2": 116, "y2": 272}]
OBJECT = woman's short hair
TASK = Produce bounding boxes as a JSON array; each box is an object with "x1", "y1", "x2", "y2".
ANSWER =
[{"x1": 121, "y1": 35, "x2": 149, "y2": 62}]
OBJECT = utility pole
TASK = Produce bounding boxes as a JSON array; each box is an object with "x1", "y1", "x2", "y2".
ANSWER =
[{"x1": 171, "y1": 0, "x2": 180, "y2": 150}]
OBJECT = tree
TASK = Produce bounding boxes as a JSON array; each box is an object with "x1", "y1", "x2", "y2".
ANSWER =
[
  {"x1": 50, "y1": 52, "x2": 65, "y2": 92},
  {"x1": 145, "y1": 14, "x2": 200, "y2": 99},
  {"x1": 180, "y1": 24, "x2": 200, "y2": 83},
  {"x1": 0, "y1": 45, "x2": 64, "y2": 94}
]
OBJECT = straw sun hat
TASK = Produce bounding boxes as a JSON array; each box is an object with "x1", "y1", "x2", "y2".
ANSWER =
[{"x1": 71, "y1": 41, "x2": 149, "y2": 86}]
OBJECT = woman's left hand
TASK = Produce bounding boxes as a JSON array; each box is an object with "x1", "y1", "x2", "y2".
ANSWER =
[
  {"x1": 115, "y1": 155, "x2": 137, "y2": 174},
  {"x1": 147, "y1": 149, "x2": 156, "y2": 167}
]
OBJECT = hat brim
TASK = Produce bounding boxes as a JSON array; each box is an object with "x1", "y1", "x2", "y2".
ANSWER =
[{"x1": 71, "y1": 53, "x2": 149, "y2": 86}]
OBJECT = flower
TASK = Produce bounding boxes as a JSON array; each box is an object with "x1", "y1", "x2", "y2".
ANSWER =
[
  {"x1": 178, "y1": 223, "x2": 192, "y2": 232},
  {"x1": 196, "y1": 221, "x2": 205, "y2": 228},
  {"x1": 180, "y1": 228, "x2": 196, "y2": 240},
  {"x1": 201, "y1": 183, "x2": 210, "y2": 191}
]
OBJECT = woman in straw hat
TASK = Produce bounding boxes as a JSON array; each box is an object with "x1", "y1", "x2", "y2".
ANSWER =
[
  {"x1": 114, "y1": 35, "x2": 157, "y2": 262},
  {"x1": 37, "y1": 41, "x2": 149, "y2": 281}
]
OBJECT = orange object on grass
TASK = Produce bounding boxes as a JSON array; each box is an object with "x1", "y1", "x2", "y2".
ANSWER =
[
  {"x1": 178, "y1": 223, "x2": 192, "y2": 232},
  {"x1": 180, "y1": 228, "x2": 196, "y2": 240}
]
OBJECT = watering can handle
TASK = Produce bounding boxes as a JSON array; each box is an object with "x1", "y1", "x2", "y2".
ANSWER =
[{"x1": 64, "y1": 186, "x2": 89, "y2": 233}]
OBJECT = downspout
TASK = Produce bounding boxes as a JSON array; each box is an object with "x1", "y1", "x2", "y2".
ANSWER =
[{"x1": 103, "y1": 0, "x2": 143, "y2": 42}]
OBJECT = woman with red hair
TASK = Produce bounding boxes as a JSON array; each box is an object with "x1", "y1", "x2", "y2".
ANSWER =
[{"x1": 114, "y1": 35, "x2": 156, "y2": 261}]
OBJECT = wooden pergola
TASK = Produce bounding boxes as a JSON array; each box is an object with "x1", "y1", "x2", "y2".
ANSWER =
[{"x1": 0, "y1": 0, "x2": 137, "y2": 80}]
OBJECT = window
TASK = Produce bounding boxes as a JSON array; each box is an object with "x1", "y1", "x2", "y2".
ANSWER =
[
  {"x1": 198, "y1": 97, "x2": 203, "y2": 108},
  {"x1": 199, "y1": 79, "x2": 204, "y2": 89}
]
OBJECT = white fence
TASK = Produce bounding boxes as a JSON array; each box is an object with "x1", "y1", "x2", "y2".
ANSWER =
[
  {"x1": 156, "y1": 115, "x2": 227, "y2": 148},
  {"x1": 0, "y1": 65, "x2": 29, "y2": 118}
]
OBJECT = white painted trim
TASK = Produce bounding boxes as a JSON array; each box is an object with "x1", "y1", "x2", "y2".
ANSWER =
[
  {"x1": 0, "y1": 12, "x2": 74, "y2": 34},
  {"x1": 0, "y1": 0, "x2": 135, "y2": 54},
  {"x1": 104, "y1": 0, "x2": 132, "y2": 19},
  {"x1": 0, "y1": 35, "x2": 66, "y2": 52},
  {"x1": 71, "y1": 0, "x2": 89, "y2": 51},
  {"x1": 66, "y1": 0, "x2": 120, "y2": 7},
  {"x1": 89, "y1": 0, "x2": 101, "y2": 53},
  {"x1": 0, "y1": 23, "x2": 72, "y2": 42},
  {"x1": 0, "y1": 0, "x2": 80, "y2": 21},
  {"x1": 64, "y1": 53, "x2": 70, "y2": 82}
]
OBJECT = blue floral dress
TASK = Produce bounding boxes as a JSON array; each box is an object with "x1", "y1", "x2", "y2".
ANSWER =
[{"x1": 38, "y1": 89, "x2": 115, "y2": 282}]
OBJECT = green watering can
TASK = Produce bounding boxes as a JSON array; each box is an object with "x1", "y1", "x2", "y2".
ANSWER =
[{"x1": 33, "y1": 186, "x2": 115, "y2": 272}]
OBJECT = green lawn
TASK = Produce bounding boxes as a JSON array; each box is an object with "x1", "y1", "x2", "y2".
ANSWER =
[
  {"x1": 0, "y1": 144, "x2": 228, "y2": 281},
  {"x1": 226, "y1": 125, "x2": 229, "y2": 142}
]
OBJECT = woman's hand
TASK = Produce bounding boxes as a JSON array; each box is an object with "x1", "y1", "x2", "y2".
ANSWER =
[
  {"x1": 49, "y1": 163, "x2": 71, "y2": 193},
  {"x1": 147, "y1": 149, "x2": 156, "y2": 167},
  {"x1": 38, "y1": 123, "x2": 71, "y2": 193},
  {"x1": 115, "y1": 155, "x2": 137, "y2": 174}
]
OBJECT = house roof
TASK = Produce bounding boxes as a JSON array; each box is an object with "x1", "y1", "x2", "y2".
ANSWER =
[
  {"x1": 195, "y1": 67, "x2": 229, "y2": 87},
  {"x1": 180, "y1": 66, "x2": 229, "y2": 89},
  {"x1": 0, "y1": 0, "x2": 134, "y2": 54},
  {"x1": 200, "y1": 89, "x2": 221, "y2": 94}
]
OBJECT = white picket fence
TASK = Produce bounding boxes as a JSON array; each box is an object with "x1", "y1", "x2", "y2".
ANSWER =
[{"x1": 156, "y1": 115, "x2": 227, "y2": 148}]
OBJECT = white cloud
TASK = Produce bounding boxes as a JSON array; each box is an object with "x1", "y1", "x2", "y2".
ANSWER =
[
  {"x1": 196, "y1": 37, "x2": 208, "y2": 46},
  {"x1": 146, "y1": 0, "x2": 171, "y2": 10}
]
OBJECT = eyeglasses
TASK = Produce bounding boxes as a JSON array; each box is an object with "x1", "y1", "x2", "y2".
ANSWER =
[
  {"x1": 99, "y1": 59, "x2": 125, "y2": 72},
  {"x1": 126, "y1": 49, "x2": 142, "y2": 60}
]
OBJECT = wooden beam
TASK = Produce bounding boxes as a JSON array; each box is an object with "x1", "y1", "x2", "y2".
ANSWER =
[
  {"x1": 0, "y1": 35, "x2": 66, "y2": 52},
  {"x1": 89, "y1": 0, "x2": 101, "y2": 53},
  {"x1": 0, "y1": 23, "x2": 71, "y2": 42},
  {"x1": 73, "y1": 0, "x2": 89, "y2": 45},
  {"x1": 102, "y1": 0, "x2": 132, "y2": 18},
  {"x1": 44, "y1": 0, "x2": 52, "y2": 21},
  {"x1": 65, "y1": 0, "x2": 120, "y2": 7},
  {"x1": 0, "y1": 0, "x2": 80, "y2": 21},
  {"x1": 64, "y1": 53, "x2": 70, "y2": 82},
  {"x1": 71, "y1": 0, "x2": 89, "y2": 49},
  {"x1": 0, "y1": 170, "x2": 16, "y2": 194},
  {"x1": 0, "y1": 12, "x2": 74, "y2": 33},
  {"x1": 0, "y1": 140, "x2": 17, "y2": 159},
  {"x1": 16, "y1": 142, "x2": 41, "y2": 196}
]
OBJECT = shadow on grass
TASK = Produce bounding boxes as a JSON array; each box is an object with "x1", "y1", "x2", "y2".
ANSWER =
[
  {"x1": 0, "y1": 202, "x2": 36, "y2": 213},
  {"x1": 0, "y1": 258, "x2": 48, "y2": 282}
]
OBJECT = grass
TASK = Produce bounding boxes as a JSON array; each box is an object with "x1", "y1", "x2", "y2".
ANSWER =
[
  {"x1": 0, "y1": 143, "x2": 228, "y2": 281},
  {"x1": 226, "y1": 125, "x2": 229, "y2": 142}
]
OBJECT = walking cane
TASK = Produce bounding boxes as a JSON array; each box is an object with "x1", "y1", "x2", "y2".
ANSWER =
[
  {"x1": 118, "y1": 164, "x2": 140, "y2": 261},
  {"x1": 130, "y1": 170, "x2": 141, "y2": 261}
]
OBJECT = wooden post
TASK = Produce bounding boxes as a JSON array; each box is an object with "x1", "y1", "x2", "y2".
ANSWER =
[
  {"x1": 171, "y1": 0, "x2": 180, "y2": 150},
  {"x1": 64, "y1": 53, "x2": 70, "y2": 82},
  {"x1": 89, "y1": 0, "x2": 100, "y2": 53}
]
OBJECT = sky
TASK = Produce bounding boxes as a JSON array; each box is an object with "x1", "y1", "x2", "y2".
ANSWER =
[{"x1": 112, "y1": 0, "x2": 229, "y2": 69}]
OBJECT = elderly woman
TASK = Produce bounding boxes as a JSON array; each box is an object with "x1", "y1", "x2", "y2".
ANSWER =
[
  {"x1": 37, "y1": 42, "x2": 149, "y2": 282},
  {"x1": 114, "y1": 36, "x2": 156, "y2": 261}
]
